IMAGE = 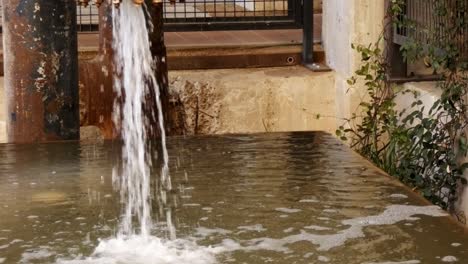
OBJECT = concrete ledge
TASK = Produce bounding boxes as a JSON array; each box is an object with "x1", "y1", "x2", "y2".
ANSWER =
[
  {"x1": 394, "y1": 81, "x2": 441, "y2": 116},
  {"x1": 169, "y1": 66, "x2": 336, "y2": 135},
  {"x1": 0, "y1": 66, "x2": 337, "y2": 142}
]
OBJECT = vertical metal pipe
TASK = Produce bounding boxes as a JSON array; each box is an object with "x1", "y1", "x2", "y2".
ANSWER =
[
  {"x1": 2, "y1": 0, "x2": 79, "y2": 143},
  {"x1": 302, "y1": 0, "x2": 314, "y2": 65}
]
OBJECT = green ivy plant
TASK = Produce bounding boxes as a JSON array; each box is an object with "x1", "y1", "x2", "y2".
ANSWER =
[{"x1": 337, "y1": 0, "x2": 468, "y2": 219}]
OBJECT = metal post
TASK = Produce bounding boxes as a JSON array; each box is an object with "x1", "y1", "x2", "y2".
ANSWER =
[
  {"x1": 2, "y1": 0, "x2": 79, "y2": 143},
  {"x1": 302, "y1": 0, "x2": 323, "y2": 71},
  {"x1": 302, "y1": 0, "x2": 313, "y2": 64}
]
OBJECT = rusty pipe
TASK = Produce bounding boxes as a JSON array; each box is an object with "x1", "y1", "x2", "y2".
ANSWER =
[{"x1": 3, "y1": 0, "x2": 79, "y2": 143}]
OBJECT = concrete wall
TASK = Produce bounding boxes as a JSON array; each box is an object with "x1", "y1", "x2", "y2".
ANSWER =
[
  {"x1": 0, "y1": 78, "x2": 5, "y2": 143},
  {"x1": 323, "y1": 0, "x2": 385, "y2": 126},
  {"x1": 169, "y1": 66, "x2": 336, "y2": 135}
]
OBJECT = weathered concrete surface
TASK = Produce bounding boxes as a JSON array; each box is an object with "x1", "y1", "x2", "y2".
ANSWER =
[
  {"x1": 169, "y1": 66, "x2": 336, "y2": 135},
  {"x1": 0, "y1": 77, "x2": 5, "y2": 143},
  {"x1": 323, "y1": 0, "x2": 385, "y2": 127},
  {"x1": 1, "y1": 67, "x2": 336, "y2": 142}
]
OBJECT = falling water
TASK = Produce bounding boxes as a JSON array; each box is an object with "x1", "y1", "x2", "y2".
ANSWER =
[
  {"x1": 57, "y1": 2, "x2": 219, "y2": 262},
  {"x1": 111, "y1": 0, "x2": 173, "y2": 238}
]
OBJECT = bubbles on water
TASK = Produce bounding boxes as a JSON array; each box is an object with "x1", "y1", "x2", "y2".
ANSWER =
[
  {"x1": 451, "y1": 243, "x2": 462, "y2": 247},
  {"x1": 237, "y1": 224, "x2": 267, "y2": 233},
  {"x1": 20, "y1": 248, "x2": 54, "y2": 263},
  {"x1": 202, "y1": 207, "x2": 213, "y2": 212},
  {"x1": 195, "y1": 227, "x2": 232, "y2": 238},
  {"x1": 304, "y1": 225, "x2": 332, "y2": 231},
  {"x1": 183, "y1": 203, "x2": 201, "y2": 207},
  {"x1": 275, "y1": 208, "x2": 301, "y2": 214},
  {"x1": 389, "y1": 194, "x2": 409, "y2": 199},
  {"x1": 441, "y1": 256, "x2": 458, "y2": 262},
  {"x1": 0, "y1": 257, "x2": 5, "y2": 263},
  {"x1": 318, "y1": 255, "x2": 330, "y2": 262},
  {"x1": 362, "y1": 260, "x2": 421, "y2": 264},
  {"x1": 299, "y1": 199, "x2": 319, "y2": 203}
]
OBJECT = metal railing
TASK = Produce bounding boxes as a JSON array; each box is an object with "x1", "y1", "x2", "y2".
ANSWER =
[
  {"x1": 0, "y1": 0, "x2": 318, "y2": 67},
  {"x1": 163, "y1": 0, "x2": 302, "y2": 31},
  {"x1": 76, "y1": 5, "x2": 100, "y2": 32},
  {"x1": 394, "y1": 0, "x2": 467, "y2": 58},
  {"x1": 0, "y1": 1, "x2": 301, "y2": 32},
  {"x1": 391, "y1": 0, "x2": 467, "y2": 78},
  {"x1": 388, "y1": 0, "x2": 467, "y2": 81}
]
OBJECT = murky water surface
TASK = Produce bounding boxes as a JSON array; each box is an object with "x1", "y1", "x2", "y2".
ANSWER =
[{"x1": 0, "y1": 132, "x2": 467, "y2": 263}]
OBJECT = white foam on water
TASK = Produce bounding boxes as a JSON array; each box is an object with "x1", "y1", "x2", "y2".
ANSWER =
[
  {"x1": 0, "y1": 257, "x2": 5, "y2": 263},
  {"x1": 183, "y1": 203, "x2": 201, "y2": 207},
  {"x1": 389, "y1": 194, "x2": 409, "y2": 199},
  {"x1": 362, "y1": 261, "x2": 421, "y2": 264},
  {"x1": 318, "y1": 255, "x2": 330, "y2": 262},
  {"x1": 237, "y1": 224, "x2": 267, "y2": 232},
  {"x1": 299, "y1": 199, "x2": 319, "y2": 203},
  {"x1": 201, "y1": 205, "x2": 447, "y2": 254},
  {"x1": 20, "y1": 248, "x2": 54, "y2": 263},
  {"x1": 441, "y1": 256, "x2": 458, "y2": 262},
  {"x1": 57, "y1": 236, "x2": 219, "y2": 264},
  {"x1": 451, "y1": 243, "x2": 462, "y2": 247},
  {"x1": 276, "y1": 208, "x2": 301, "y2": 213},
  {"x1": 195, "y1": 227, "x2": 232, "y2": 238},
  {"x1": 304, "y1": 225, "x2": 332, "y2": 231}
]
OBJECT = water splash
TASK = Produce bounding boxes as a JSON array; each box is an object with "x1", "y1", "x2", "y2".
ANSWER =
[
  {"x1": 57, "y1": 3, "x2": 217, "y2": 263},
  {"x1": 111, "y1": 0, "x2": 172, "y2": 238}
]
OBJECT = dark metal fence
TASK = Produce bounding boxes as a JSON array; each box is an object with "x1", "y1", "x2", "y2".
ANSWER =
[
  {"x1": 394, "y1": 0, "x2": 467, "y2": 60},
  {"x1": 163, "y1": 0, "x2": 302, "y2": 31},
  {"x1": 0, "y1": 1, "x2": 301, "y2": 32},
  {"x1": 0, "y1": 1, "x2": 318, "y2": 67},
  {"x1": 76, "y1": 5, "x2": 100, "y2": 32}
]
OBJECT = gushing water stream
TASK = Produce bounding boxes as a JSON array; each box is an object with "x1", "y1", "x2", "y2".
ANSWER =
[
  {"x1": 111, "y1": 0, "x2": 173, "y2": 239},
  {"x1": 57, "y1": 1, "x2": 220, "y2": 263}
]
